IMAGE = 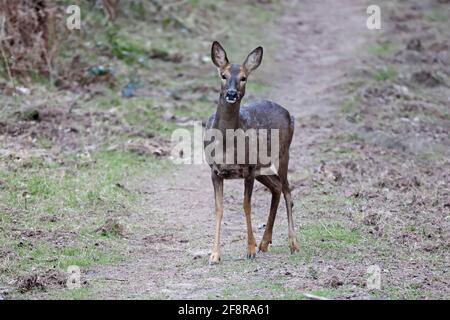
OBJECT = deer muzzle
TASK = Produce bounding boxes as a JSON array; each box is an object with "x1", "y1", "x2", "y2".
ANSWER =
[{"x1": 225, "y1": 89, "x2": 238, "y2": 103}]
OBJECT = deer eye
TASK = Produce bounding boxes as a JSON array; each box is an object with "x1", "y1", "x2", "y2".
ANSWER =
[
  {"x1": 221, "y1": 74, "x2": 226, "y2": 80},
  {"x1": 241, "y1": 77, "x2": 247, "y2": 82}
]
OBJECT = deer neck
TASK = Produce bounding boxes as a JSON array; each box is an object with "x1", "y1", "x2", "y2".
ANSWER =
[{"x1": 213, "y1": 96, "x2": 241, "y2": 131}]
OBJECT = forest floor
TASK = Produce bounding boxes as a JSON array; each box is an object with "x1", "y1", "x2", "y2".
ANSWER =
[{"x1": 1, "y1": 0, "x2": 449, "y2": 299}]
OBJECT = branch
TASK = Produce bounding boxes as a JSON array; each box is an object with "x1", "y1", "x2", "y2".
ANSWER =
[{"x1": 0, "y1": 15, "x2": 15, "y2": 93}]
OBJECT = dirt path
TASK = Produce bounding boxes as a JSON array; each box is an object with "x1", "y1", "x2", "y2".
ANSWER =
[{"x1": 84, "y1": 0, "x2": 391, "y2": 299}]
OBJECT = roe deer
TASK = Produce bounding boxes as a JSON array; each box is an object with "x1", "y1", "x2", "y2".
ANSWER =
[{"x1": 204, "y1": 41, "x2": 299, "y2": 264}]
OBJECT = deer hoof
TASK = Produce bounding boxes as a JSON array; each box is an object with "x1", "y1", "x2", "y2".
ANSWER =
[
  {"x1": 209, "y1": 252, "x2": 221, "y2": 265},
  {"x1": 246, "y1": 245, "x2": 256, "y2": 259},
  {"x1": 246, "y1": 253, "x2": 256, "y2": 260},
  {"x1": 288, "y1": 237, "x2": 299, "y2": 254},
  {"x1": 258, "y1": 239, "x2": 271, "y2": 252}
]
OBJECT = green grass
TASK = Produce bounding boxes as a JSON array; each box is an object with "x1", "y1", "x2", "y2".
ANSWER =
[
  {"x1": 301, "y1": 223, "x2": 362, "y2": 247},
  {"x1": 372, "y1": 66, "x2": 397, "y2": 82},
  {"x1": 207, "y1": 220, "x2": 364, "y2": 299},
  {"x1": 10, "y1": 240, "x2": 122, "y2": 272},
  {"x1": 0, "y1": 150, "x2": 164, "y2": 215},
  {"x1": 308, "y1": 288, "x2": 348, "y2": 299},
  {"x1": 383, "y1": 284, "x2": 433, "y2": 300},
  {"x1": 122, "y1": 102, "x2": 180, "y2": 139},
  {"x1": 94, "y1": 92, "x2": 214, "y2": 139},
  {"x1": 245, "y1": 80, "x2": 269, "y2": 96},
  {"x1": 298, "y1": 186, "x2": 364, "y2": 216},
  {"x1": 34, "y1": 287, "x2": 95, "y2": 300},
  {"x1": 290, "y1": 222, "x2": 365, "y2": 263},
  {"x1": 105, "y1": 26, "x2": 151, "y2": 65},
  {"x1": 53, "y1": 287, "x2": 94, "y2": 300},
  {"x1": 171, "y1": 101, "x2": 214, "y2": 120},
  {"x1": 340, "y1": 96, "x2": 361, "y2": 114},
  {"x1": 368, "y1": 43, "x2": 394, "y2": 56},
  {"x1": 0, "y1": 150, "x2": 169, "y2": 292},
  {"x1": 425, "y1": 8, "x2": 448, "y2": 23}
]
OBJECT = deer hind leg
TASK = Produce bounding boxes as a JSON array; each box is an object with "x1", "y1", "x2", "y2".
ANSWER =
[
  {"x1": 282, "y1": 181, "x2": 299, "y2": 254},
  {"x1": 278, "y1": 154, "x2": 299, "y2": 254},
  {"x1": 210, "y1": 172, "x2": 223, "y2": 265},
  {"x1": 256, "y1": 175, "x2": 282, "y2": 252},
  {"x1": 244, "y1": 176, "x2": 257, "y2": 259}
]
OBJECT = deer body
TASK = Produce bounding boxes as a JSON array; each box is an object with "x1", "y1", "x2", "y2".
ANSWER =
[
  {"x1": 204, "y1": 42, "x2": 299, "y2": 264},
  {"x1": 206, "y1": 100, "x2": 294, "y2": 179}
]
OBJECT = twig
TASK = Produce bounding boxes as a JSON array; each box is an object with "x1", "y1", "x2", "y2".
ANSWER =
[
  {"x1": 162, "y1": 0, "x2": 188, "y2": 10},
  {"x1": 302, "y1": 292, "x2": 331, "y2": 300},
  {"x1": 319, "y1": 220, "x2": 334, "y2": 237},
  {"x1": 68, "y1": 99, "x2": 79, "y2": 114},
  {"x1": 104, "y1": 277, "x2": 128, "y2": 282},
  {"x1": 0, "y1": 15, "x2": 16, "y2": 95},
  {"x1": 142, "y1": 187, "x2": 197, "y2": 195}
]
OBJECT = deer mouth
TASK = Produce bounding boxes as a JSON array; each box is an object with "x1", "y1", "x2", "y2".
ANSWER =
[{"x1": 225, "y1": 96, "x2": 238, "y2": 104}]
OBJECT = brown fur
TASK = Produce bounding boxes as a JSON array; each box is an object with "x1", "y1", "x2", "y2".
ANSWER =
[{"x1": 204, "y1": 41, "x2": 299, "y2": 264}]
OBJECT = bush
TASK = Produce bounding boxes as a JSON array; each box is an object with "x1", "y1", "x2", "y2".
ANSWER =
[{"x1": 0, "y1": 0, "x2": 65, "y2": 79}]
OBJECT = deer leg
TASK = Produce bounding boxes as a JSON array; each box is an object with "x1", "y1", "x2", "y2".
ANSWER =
[
  {"x1": 210, "y1": 172, "x2": 223, "y2": 265},
  {"x1": 256, "y1": 175, "x2": 282, "y2": 252},
  {"x1": 244, "y1": 176, "x2": 256, "y2": 259},
  {"x1": 282, "y1": 183, "x2": 299, "y2": 254}
]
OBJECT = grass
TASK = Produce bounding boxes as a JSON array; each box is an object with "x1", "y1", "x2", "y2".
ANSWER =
[
  {"x1": 340, "y1": 96, "x2": 362, "y2": 114},
  {"x1": 308, "y1": 288, "x2": 348, "y2": 298},
  {"x1": 0, "y1": 150, "x2": 164, "y2": 215},
  {"x1": 368, "y1": 42, "x2": 394, "y2": 56},
  {"x1": 203, "y1": 190, "x2": 384, "y2": 300},
  {"x1": 116, "y1": 94, "x2": 216, "y2": 139},
  {"x1": 50, "y1": 287, "x2": 94, "y2": 300},
  {"x1": 105, "y1": 26, "x2": 151, "y2": 65},
  {"x1": 245, "y1": 81, "x2": 270, "y2": 96},
  {"x1": 204, "y1": 217, "x2": 365, "y2": 299},
  {"x1": 9, "y1": 240, "x2": 122, "y2": 272},
  {"x1": 372, "y1": 66, "x2": 397, "y2": 82},
  {"x1": 383, "y1": 285, "x2": 433, "y2": 300},
  {"x1": 341, "y1": 99, "x2": 358, "y2": 114},
  {"x1": 290, "y1": 222, "x2": 364, "y2": 263},
  {"x1": 23, "y1": 287, "x2": 95, "y2": 300},
  {"x1": 0, "y1": 150, "x2": 169, "y2": 291},
  {"x1": 301, "y1": 223, "x2": 362, "y2": 247},
  {"x1": 425, "y1": 8, "x2": 449, "y2": 23}
]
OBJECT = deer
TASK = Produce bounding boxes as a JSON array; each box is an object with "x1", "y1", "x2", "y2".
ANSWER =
[{"x1": 204, "y1": 41, "x2": 299, "y2": 264}]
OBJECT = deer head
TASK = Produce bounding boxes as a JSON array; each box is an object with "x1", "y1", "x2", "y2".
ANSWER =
[{"x1": 211, "y1": 41, "x2": 263, "y2": 104}]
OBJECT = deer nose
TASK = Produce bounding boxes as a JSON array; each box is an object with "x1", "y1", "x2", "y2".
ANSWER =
[{"x1": 226, "y1": 90, "x2": 238, "y2": 100}]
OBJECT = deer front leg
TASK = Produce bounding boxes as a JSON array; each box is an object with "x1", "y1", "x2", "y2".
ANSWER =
[
  {"x1": 244, "y1": 176, "x2": 256, "y2": 259},
  {"x1": 210, "y1": 172, "x2": 223, "y2": 265}
]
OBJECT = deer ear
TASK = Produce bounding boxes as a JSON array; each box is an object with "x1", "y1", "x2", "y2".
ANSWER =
[
  {"x1": 243, "y1": 46, "x2": 263, "y2": 74},
  {"x1": 211, "y1": 41, "x2": 229, "y2": 69}
]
